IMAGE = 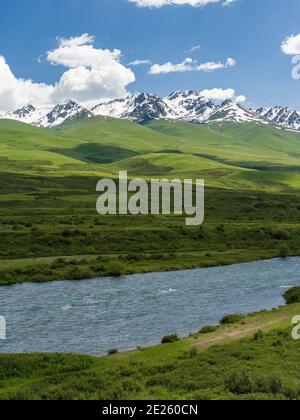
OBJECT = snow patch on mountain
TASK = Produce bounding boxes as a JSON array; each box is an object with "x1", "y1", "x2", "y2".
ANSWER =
[
  {"x1": 0, "y1": 105, "x2": 49, "y2": 124},
  {"x1": 257, "y1": 106, "x2": 300, "y2": 131},
  {"x1": 1, "y1": 91, "x2": 300, "y2": 131},
  {"x1": 36, "y1": 100, "x2": 93, "y2": 128},
  {"x1": 207, "y1": 100, "x2": 262, "y2": 124},
  {"x1": 164, "y1": 90, "x2": 216, "y2": 122},
  {"x1": 92, "y1": 93, "x2": 172, "y2": 122}
]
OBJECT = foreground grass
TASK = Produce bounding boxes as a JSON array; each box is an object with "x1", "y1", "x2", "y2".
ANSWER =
[{"x1": 0, "y1": 303, "x2": 300, "y2": 400}]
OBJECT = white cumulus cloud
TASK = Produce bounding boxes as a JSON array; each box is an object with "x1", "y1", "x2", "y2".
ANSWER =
[
  {"x1": 281, "y1": 34, "x2": 300, "y2": 55},
  {"x1": 0, "y1": 34, "x2": 135, "y2": 111},
  {"x1": 129, "y1": 0, "x2": 234, "y2": 8},
  {"x1": 200, "y1": 87, "x2": 246, "y2": 102},
  {"x1": 47, "y1": 34, "x2": 136, "y2": 105},
  {"x1": 149, "y1": 56, "x2": 236, "y2": 74},
  {"x1": 0, "y1": 56, "x2": 54, "y2": 111}
]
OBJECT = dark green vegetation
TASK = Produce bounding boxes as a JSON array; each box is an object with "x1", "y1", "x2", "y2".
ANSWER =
[
  {"x1": 199, "y1": 325, "x2": 219, "y2": 334},
  {"x1": 220, "y1": 314, "x2": 246, "y2": 325},
  {"x1": 284, "y1": 287, "x2": 300, "y2": 305},
  {"x1": 0, "y1": 117, "x2": 299, "y2": 285},
  {"x1": 1, "y1": 303, "x2": 300, "y2": 400},
  {"x1": 0, "y1": 172, "x2": 299, "y2": 285},
  {"x1": 161, "y1": 334, "x2": 180, "y2": 344},
  {"x1": 0, "y1": 117, "x2": 300, "y2": 400}
]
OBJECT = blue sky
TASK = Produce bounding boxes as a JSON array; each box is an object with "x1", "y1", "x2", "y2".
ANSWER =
[{"x1": 0, "y1": 0, "x2": 300, "y2": 111}]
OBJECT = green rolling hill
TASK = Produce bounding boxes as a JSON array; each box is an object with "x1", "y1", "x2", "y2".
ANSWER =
[
  {"x1": 144, "y1": 120, "x2": 300, "y2": 170},
  {"x1": 1, "y1": 117, "x2": 299, "y2": 192}
]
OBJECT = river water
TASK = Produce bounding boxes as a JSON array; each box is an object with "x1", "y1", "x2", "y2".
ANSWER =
[{"x1": 0, "y1": 257, "x2": 299, "y2": 355}]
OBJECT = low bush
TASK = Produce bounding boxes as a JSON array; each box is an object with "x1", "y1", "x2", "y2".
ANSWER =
[
  {"x1": 106, "y1": 262, "x2": 126, "y2": 277},
  {"x1": 161, "y1": 334, "x2": 179, "y2": 344},
  {"x1": 199, "y1": 325, "x2": 219, "y2": 334},
  {"x1": 278, "y1": 245, "x2": 289, "y2": 259},
  {"x1": 220, "y1": 314, "x2": 245, "y2": 325},
  {"x1": 225, "y1": 372, "x2": 284, "y2": 396},
  {"x1": 225, "y1": 371, "x2": 254, "y2": 395},
  {"x1": 107, "y1": 349, "x2": 118, "y2": 356},
  {"x1": 253, "y1": 331, "x2": 264, "y2": 341},
  {"x1": 284, "y1": 287, "x2": 300, "y2": 305},
  {"x1": 269, "y1": 228, "x2": 290, "y2": 241}
]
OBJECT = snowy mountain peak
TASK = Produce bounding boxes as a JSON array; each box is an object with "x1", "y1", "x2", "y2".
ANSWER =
[
  {"x1": 14, "y1": 104, "x2": 36, "y2": 117},
  {"x1": 61, "y1": 99, "x2": 79, "y2": 107},
  {"x1": 36, "y1": 100, "x2": 93, "y2": 128},
  {"x1": 167, "y1": 90, "x2": 199, "y2": 101},
  {"x1": 257, "y1": 106, "x2": 300, "y2": 131},
  {"x1": 127, "y1": 92, "x2": 171, "y2": 121},
  {"x1": 164, "y1": 90, "x2": 215, "y2": 122},
  {"x1": 92, "y1": 92, "x2": 172, "y2": 122},
  {"x1": 207, "y1": 101, "x2": 261, "y2": 124},
  {"x1": 0, "y1": 104, "x2": 47, "y2": 124}
]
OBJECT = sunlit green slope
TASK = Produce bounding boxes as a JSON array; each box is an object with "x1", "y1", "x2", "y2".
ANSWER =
[
  {"x1": 144, "y1": 120, "x2": 300, "y2": 170},
  {"x1": 0, "y1": 117, "x2": 299, "y2": 191},
  {"x1": 52, "y1": 117, "x2": 179, "y2": 153}
]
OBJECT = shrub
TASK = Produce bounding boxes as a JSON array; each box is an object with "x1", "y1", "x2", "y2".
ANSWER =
[
  {"x1": 220, "y1": 314, "x2": 245, "y2": 325},
  {"x1": 122, "y1": 253, "x2": 141, "y2": 262},
  {"x1": 161, "y1": 334, "x2": 179, "y2": 344},
  {"x1": 225, "y1": 371, "x2": 254, "y2": 395},
  {"x1": 284, "y1": 287, "x2": 300, "y2": 305},
  {"x1": 107, "y1": 349, "x2": 118, "y2": 356},
  {"x1": 199, "y1": 325, "x2": 219, "y2": 334},
  {"x1": 256, "y1": 376, "x2": 283, "y2": 395},
  {"x1": 253, "y1": 330, "x2": 264, "y2": 341},
  {"x1": 278, "y1": 245, "x2": 289, "y2": 259},
  {"x1": 226, "y1": 373, "x2": 284, "y2": 396},
  {"x1": 106, "y1": 262, "x2": 125, "y2": 277},
  {"x1": 188, "y1": 347, "x2": 198, "y2": 358},
  {"x1": 217, "y1": 224, "x2": 225, "y2": 232},
  {"x1": 270, "y1": 228, "x2": 290, "y2": 241},
  {"x1": 62, "y1": 229, "x2": 72, "y2": 237}
]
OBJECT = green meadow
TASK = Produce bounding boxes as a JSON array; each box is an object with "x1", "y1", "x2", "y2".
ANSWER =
[
  {"x1": 0, "y1": 117, "x2": 300, "y2": 285},
  {"x1": 1, "y1": 301, "x2": 300, "y2": 400}
]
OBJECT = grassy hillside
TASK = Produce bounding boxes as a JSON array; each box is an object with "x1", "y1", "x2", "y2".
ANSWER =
[
  {"x1": 1, "y1": 302, "x2": 299, "y2": 400},
  {"x1": 143, "y1": 120, "x2": 300, "y2": 191},
  {"x1": 1, "y1": 117, "x2": 300, "y2": 191},
  {"x1": 0, "y1": 118, "x2": 178, "y2": 176},
  {"x1": 144, "y1": 120, "x2": 300, "y2": 169},
  {"x1": 0, "y1": 117, "x2": 300, "y2": 285},
  {"x1": 0, "y1": 119, "x2": 85, "y2": 168}
]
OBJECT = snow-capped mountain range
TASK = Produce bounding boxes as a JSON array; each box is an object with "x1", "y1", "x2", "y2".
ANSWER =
[
  {"x1": 1, "y1": 91, "x2": 300, "y2": 131},
  {"x1": 257, "y1": 106, "x2": 300, "y2": 131}
]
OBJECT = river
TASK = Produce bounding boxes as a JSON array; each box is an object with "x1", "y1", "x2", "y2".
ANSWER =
[{"x1": 0, "y1": 257, "x2": 299, "y2": 355}]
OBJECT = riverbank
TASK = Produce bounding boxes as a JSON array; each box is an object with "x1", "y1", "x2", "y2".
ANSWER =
[
  {"x1": 0, "y1": 248, "x2": 299, "y2": 287},
  {"x1": 1, "y1": 301, "x2": 299, "y2": 400}
]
